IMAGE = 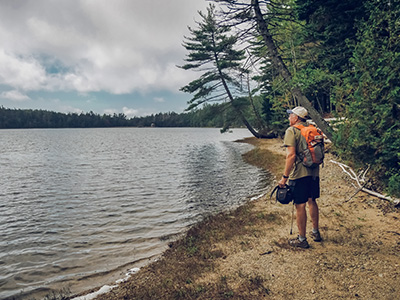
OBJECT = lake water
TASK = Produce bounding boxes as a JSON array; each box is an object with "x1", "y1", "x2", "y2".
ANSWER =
[{"x1": 0, "y1": 128, "x2": 272, "y2": 299}]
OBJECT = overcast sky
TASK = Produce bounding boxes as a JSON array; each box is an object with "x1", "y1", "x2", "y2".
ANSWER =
[{"x1": 0, "y1": 0, "x2": 209, "y2": 117}]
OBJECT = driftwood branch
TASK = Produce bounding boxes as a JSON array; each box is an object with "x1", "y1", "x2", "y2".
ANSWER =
[{"x1": 330, "y1": 160, "x2": 400, "y2": 206}]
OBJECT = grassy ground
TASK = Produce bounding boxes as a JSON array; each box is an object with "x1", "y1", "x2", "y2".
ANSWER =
[{"x1": 86, "y1": 137, "x2": 400, "y2": 300}]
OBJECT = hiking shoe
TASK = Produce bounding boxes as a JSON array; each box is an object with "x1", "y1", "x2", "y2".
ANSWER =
[
  {"x1": 310, "y1": 231, "x2": 322, "y2": 242},
  {"x1": 289, "y1": 237, "x2": 310, "y2": 249}
]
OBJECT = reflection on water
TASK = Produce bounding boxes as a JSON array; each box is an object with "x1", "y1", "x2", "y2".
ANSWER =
[
  {"x1": 0, "y1": 128, "x2": 272, "y2": 299},
  {"x1": 183, "y1": 141, "x2": 268, "y2": 217}
]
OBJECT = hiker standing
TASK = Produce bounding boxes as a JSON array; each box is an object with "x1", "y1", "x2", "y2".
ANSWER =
[{"x1": 278, "y1": 106, "x2": 323, "y2": 248}]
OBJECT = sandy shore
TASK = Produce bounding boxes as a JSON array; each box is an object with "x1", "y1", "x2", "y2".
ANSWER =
[{"x1": 79, "y1": 137, "x2": 399, "y2": 300}]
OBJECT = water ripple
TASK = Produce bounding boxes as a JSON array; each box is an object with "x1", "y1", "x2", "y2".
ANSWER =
[{"x1": 0, "y1": 128, "x2": 271, "y2": 299}]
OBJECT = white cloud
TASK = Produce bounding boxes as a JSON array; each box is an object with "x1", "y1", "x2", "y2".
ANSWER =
[
  {"x1": 59, "y1": 106, "x2": 84, "y2": 114},
  {"x1": 27, "y1": 17, "x2": 87, "y2": 50},
  {"x1": 0, "y1": 90, "x2": 31, "y2": 102},
  {"x1": 0, "y1": 50, "x2": 47, "y2": 90},
  {"x1": 103, "y1": 107, "x2": 145, "y2": 118},
  {"x1": 122, "y1": 107, "x2": 139, "y2": 118}
]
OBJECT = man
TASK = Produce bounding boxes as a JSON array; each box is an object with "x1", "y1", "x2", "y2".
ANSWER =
[{"x1": 278, "y1": 106, "x2": 322, "y2": 248}]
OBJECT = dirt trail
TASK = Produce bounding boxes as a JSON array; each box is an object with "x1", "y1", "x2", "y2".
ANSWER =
[{"x1": 93, "y1": 137, "x2": 399, "y2": 300}]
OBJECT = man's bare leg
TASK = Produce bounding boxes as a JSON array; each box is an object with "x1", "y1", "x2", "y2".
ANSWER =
[
  {"x1": 295, "y1": 203, "x2": 307, "y2": 237},
  {"x1": 308, "y1": 198, "x2": 319, "y2": 230}
]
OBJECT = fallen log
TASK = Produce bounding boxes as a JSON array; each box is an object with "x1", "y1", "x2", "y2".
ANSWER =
[{"x1": 330, "y1": 160, "x2": 400, "y2": 206}]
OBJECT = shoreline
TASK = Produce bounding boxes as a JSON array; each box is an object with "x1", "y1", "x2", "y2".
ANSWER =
[
  {"x1": 75, "y1": 137, "x2": 399, "y2": 299},
  {"x1": 65, "y1": 137, "x2": 277, "y2": 300},
  {"x1": 4, "y1": 128, "x2": 261, "y2": 300}
]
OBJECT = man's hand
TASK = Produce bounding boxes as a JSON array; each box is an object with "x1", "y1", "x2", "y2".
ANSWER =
[{"x1": 278, "y1": 177, "x2": 288, "y2": 188}]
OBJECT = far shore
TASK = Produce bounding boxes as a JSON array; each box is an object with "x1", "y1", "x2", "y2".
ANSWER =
[{"x1": 73, "y1": 137, "x2": 399, "y2": 300}]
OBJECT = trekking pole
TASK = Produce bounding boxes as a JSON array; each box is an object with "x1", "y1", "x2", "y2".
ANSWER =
[{"x1": 290, "y1": 202, "x2": 294, "y2": 235}]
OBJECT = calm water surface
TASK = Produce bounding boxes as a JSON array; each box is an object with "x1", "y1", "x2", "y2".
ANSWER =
[{"x1": 0, "y1": 128, "x2": 271, "y2": 299}]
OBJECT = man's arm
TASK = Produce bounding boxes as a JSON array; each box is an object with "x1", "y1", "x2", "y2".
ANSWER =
[{"x1": 278, "y1": 146, "x2": 296, "y2": 187}]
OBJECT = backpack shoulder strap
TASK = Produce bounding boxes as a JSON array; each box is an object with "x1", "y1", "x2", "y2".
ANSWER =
[
  {"x1": 293, "y1": 123, "x2": 316, "y2": 130},
  {"x1": 292, "y1": 124, "x2": 304, "y2": 130}
]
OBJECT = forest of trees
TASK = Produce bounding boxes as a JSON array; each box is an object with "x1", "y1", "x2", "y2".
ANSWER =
[
  {"x1": 178, "y1": 0, "x2": 400, "y2": 197},
  {"x1": 0, "y1": 104, "x2": 244, "y2": 129}
]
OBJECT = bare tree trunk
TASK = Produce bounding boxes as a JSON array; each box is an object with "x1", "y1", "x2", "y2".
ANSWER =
[
  {"x1": 251, "y1": 0, "x2": 334, "y2": 141},
  {"x1": 246, "y1": 74, "x2": 266, "y2": 130}
]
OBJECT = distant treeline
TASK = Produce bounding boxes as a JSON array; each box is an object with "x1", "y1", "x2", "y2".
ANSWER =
[{"x1": 0, "y1": 104, "x2": 243, "y2": 129}]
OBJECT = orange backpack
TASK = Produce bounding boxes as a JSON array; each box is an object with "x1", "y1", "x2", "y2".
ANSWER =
[{"x1": 292, "y1": 124, "x2": 325, "y2": 168}]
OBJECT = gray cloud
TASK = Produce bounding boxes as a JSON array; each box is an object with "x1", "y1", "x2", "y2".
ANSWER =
[{"x1": 0, "y1": 0, "x2": 207, "y2": 96}]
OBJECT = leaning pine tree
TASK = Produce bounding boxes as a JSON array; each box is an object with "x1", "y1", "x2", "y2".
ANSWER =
[{"x1": 179, "y1": 4, "x2": 272, "y2": 138}]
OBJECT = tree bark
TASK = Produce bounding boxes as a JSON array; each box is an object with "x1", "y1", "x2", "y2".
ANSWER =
[
  {"x1": 251, "y1": 0, "x2": 334, "y2": 141},
  {"x1": 247, "y1": 74, "x2": 266, "y2": 131}
]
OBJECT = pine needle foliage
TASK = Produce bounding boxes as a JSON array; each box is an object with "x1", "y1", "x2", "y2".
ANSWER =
[{"x1": 179, "y1": 4, "x2": 246, "y2": 110}]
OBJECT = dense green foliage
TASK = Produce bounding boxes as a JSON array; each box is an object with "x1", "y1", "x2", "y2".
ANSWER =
[
  {"x1": 334, "y1": 0, "x2": 400, "y2": 196},
  {"x1": 293, "y1": 0, "x2": 400, "y2": 196}
]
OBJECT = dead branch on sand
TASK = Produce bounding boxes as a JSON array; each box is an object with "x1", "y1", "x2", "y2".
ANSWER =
[{"x1": 330, "y1": 160, "x2": 400, "y2": 206}]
